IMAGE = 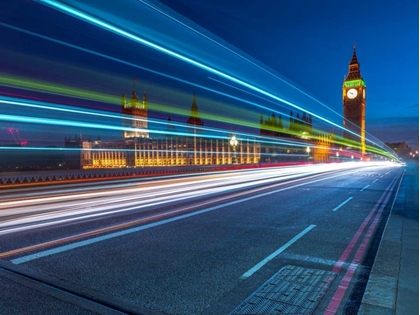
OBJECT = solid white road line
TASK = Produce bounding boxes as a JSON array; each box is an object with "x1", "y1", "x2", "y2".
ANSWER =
[
  {"x1": 332, "y1": 197, "x2": 353, "y2": 212},
  {"x1": 240, "y1": 225, "x2": 316, "y2": 280}
]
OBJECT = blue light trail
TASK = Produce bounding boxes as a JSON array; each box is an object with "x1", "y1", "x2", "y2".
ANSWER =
[
  {"x1": 31, "y1": 0, "x2": 395, "y2": 156},
  {"x1": 0, "y1": 96, "x2": 314, "y2": 152},
  {"x1": 32, "y1": 1, "x2": 361, "y2": 138}
]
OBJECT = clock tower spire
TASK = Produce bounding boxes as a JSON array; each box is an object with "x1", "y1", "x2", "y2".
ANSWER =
[
  {"x1": 346, "y1": 43, "x2": 362, "y2": 80},
  {"x1": 343, "y1": 43, "x2": 366, "y2": 156}
]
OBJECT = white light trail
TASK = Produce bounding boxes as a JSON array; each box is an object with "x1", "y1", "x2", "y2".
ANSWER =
[{"x1": 0, "y1": 162, "x2": 400, "y2": 235}]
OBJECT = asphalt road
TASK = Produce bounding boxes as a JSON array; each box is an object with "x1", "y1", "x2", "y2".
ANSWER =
[{"x1": 0, "y1": 162, "x2": 404, "y2": 314}]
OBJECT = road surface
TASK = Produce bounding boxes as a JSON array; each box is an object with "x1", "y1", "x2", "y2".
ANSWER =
[{"x1": 0, "y1": 162, "x2": 404, "y2": 314}]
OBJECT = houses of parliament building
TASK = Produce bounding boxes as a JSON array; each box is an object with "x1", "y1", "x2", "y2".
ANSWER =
[
  {"x1": 65, "y1": 87, "x2": 262, "y2": 169},
  {"x1": 65, "y1": 84, "x2": 335, "y2": 169}
]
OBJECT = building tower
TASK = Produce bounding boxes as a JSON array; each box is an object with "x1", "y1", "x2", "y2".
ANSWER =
[
  {"x1": 186, "y1": 93, "x2": 203, "y2": 165},
  {"x1": 186, "y1": 92, "x2": 203, "y2": 127},
  {"x1": 121, "y1": 78, "x2": 149, "y2": 139},
  {"x1": 343, "y1": 43, "x2": 366, "y2": 155}
]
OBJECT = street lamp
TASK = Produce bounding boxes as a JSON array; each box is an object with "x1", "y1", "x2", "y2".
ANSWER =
[
  {"x1": 306, "y1": 147, "x2": 310, "y2": 154},
  {"x1": 230, "y1": 135, "x2": 238, "y2": 164}
]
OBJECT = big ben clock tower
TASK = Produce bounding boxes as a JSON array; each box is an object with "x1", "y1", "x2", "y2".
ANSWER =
[{"x1": 343, "y1": 43, "x2": 366, "y2": 156}]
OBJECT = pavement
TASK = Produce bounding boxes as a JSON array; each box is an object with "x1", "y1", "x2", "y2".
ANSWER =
[{"x1": 358, "y1": 160, "x2": 419, "y2": 315}]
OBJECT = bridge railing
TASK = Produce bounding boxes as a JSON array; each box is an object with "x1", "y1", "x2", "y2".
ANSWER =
[{"x1": 0, "y1": 162, "x2": 313, "y2": 187}]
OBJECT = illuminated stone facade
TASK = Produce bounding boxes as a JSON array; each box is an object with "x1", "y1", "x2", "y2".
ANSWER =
[
  {"x1": 259, "y1": 111, "x2": 312, "y2": 138},
  {"x1": 121, "y1": 81, "x2": 148, "y2": 139},
  {"x1": 258, "y1": 111, "x2": 313, "y2": 162},
  {"x1": 66, "y1": 88, "x2": 260, "y2": 169},
  {"x1": 312, "y1": 133, "x2": 334, "y2": 162},
  {"x1": 79, "y1": 136, "x2": 260, "y2": 169}
]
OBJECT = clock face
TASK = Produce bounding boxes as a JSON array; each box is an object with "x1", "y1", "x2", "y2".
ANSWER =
[{"x1": 347, "y1": 88, "x2": 358, "y2": 99}]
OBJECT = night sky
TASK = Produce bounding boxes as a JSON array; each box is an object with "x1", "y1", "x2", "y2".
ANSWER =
[
  {"x1": 157, "y1": 0, "x2": 419, "y2": 148},
  {"x1": 0, "y1": 0, "x2": 418, "y2": 150}
]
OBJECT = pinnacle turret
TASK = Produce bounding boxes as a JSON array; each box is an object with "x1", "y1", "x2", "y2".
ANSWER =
[{"x1": 187, "y1": 92, "x2": 203, "y2": 126}]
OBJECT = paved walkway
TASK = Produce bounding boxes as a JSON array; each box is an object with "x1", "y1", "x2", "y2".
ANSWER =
[{"x1": 359, "y1": 160, "x2": 419, "y2": 315}]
